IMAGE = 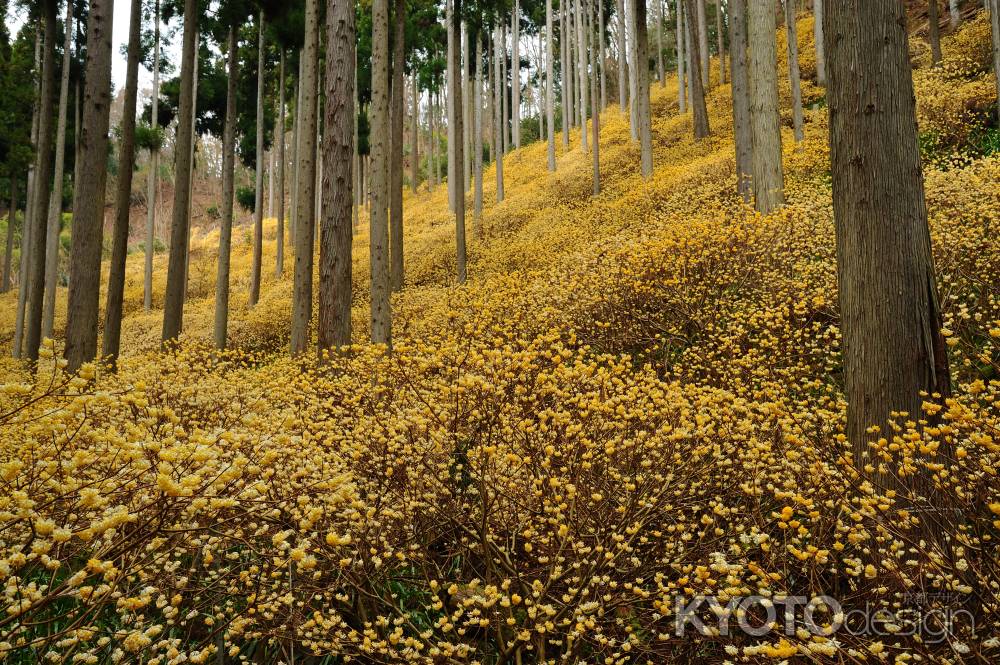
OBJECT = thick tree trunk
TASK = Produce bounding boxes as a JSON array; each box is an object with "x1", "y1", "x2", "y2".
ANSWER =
[
  {"x1": 64, "y1": 0, "x2": 112, "y2": 370},
  {"x1": 747, "y1": 0, "x2": 784, "y2": 213},
  {"x1": 547, "y1": 0, "x2": 557, "y2": 169},
  {"x1": 617, "y1": 0, "x2": 629, "y2": 115},
  {"x1": 13, "y1": 30, "x2": 41, "y2": 359},
  {"x1": 729, "y1": 0, "x2": 753, "y2": 202},
  {"x1": 24, "y1": 0, "x2": 57, "y2": 363},
  {"x1": 685, "y1": 0, "x2": 694, "y2": 106},
  {"x1": 103, "y1": 0, "x2": 143, "y2": 366},
  {"x1": 213, "y1": 26, "x2": 239, "y2": 351},
  {"x1": 784, "y1": 0, "x2": 804, "y2": 142},
  {"x1": 826, "y1": 0, "x2": 952, "y2": 504},
  {"x1": 928, "y1": 0, "x2": 942, "y2": 65},
  {"x1": 318, "y1": 0, "x2": 356, "y2": 352},
  {"x1": 948, "y1": 0, "x2": 961, "y2": 29},
  {"x1": 677, "y1": 0, "x2": 687, "y2": 112},
  {"x1": 161, "y1": 0, "x2": 199, "y2": 344},
  {"x1": 390, "y1": 0, "x2": 405, "y2": 292},
  {"x1": 577, "y1": 0, "x2": 589, "y2": 151},
  {"x1": 636, "y1": 0, "x2": 653, "y2": 177},
  {"x1": 2, "y1": 176, "x2": 16, "y2": 293},
  {"x1": 464, "y1": 25, "x2": 473, "y2": 189},
  {"x1": 684, "y1": 0, "x2": 711, "y2": 137},
  {"x1": 813, "y1": 0, "x2": 825, "y2": 86},
  {"x1": 144, "y1": 0, "x2": 160, "y2": 311},
  {"x1": 249, "y1": 13, "x2": 266, "y2": 307},
  {"x1": 291, "y1": 0, "x2": 320, "y2": 354},
  {"x1": 370, "y1": 0, "x2": 393, "y2": 343},
  {"x1": 276, "y1": 50, "x2": 286, "y2": 276},
  {"x1": 42, "y1": 0, "x2": 74, "y2": 341},
  {"x1": 696, "y1": 0, "x2": 709, "y2": 86},
  {"x1": 452, "y1": 1, "x2": 467, "y2": 285},
  {"x1": 494, "y1": 26, "x2": 506, "y2": 203}
]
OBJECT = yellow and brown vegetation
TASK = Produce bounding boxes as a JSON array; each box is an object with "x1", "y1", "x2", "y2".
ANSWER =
[{"x1": 1, "y1": 12, "x2": 999, "y2": 664}]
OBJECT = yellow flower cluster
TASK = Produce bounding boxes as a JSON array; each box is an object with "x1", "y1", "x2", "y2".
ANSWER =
[{"x1": 1, "y1": 11, "x2": 999, "y2": 665}]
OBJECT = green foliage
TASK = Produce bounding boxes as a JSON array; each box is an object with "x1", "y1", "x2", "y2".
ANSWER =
[
  {"x1": 236, "y1": 186, "x2": 256, "y2": 213},
  {"x1": 134, "y1": 122, "x2": 165, "y2": 151}
]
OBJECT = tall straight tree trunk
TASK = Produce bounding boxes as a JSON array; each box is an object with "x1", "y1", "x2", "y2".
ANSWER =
[
  {"x1": 576, "y1": 0, "x2": 589, "y2": 151},
  {"x1": 161, "y1": 0, "x2": 199, "y2": 344},
  {"x1": 464, "y1": 25, "x2": 473, "y2": 188},
  {"x1": 370, "y1": 0, "x2": 393, "y2": 342},
  {"x1": 354, "y1": 61, "x2": 361, "y2": 227},
  {"x1": 562, "y1": 2, "x2": 573, "y2": 146},
  {"x1": 598, "y1": 0, "x2": 607, "y2": 108},
  {"x1": 144, "y1": 0, "x2": 160, "y2": 311},
  {"x1": 276, "y1": 50, "x2": 286, "y2": 276},
  {"x1": 249, "y1": 12, "x2": 266, "y2": 307},
  {"x1": 747, "y1": 0, "x2": 784, "y2": 213},
  {"x1": 813, "y1": 0, "x2": 825, "y2": 85},
  {"x1": 696, "y1": 0, "x2": 709, "y2": 86},
  {"x1": 452, "y1": 2, "x2": 467, "y2": 285},
  {"x1": 948, "y1": 0, "x2": 960, "y2": 29},
  {"x1": 928, "y1": 0, "x2": 942, "y2": 65},
  {"x1": 213, "y1": 26, "x2": 239, "y2": 351},
  {"x1": 677, "y1": 0, "x2": 687, "y2": 112},
  {"x1": 685, "y1": 1, "x2": 694, "y2": 106},
  {"x1": 473, "y1": 33, "x2": 484, "y2": 226},
  {"x1": 429, "y1": 87, "x2": 437, "y2": 191},
  {"x1": 826, "y1": 0, "x2": 952, "y2": 504},
  {"x1": 547, "y1": 0, "x2": 557, "y2": 169},
  {"x1": 42, "y1": 0, "x2": 74, "y2": 340},
  {"x1": 64, "y1": 0, "x2": 112, "y2": 370},
  {"x1": 291, "y1": 0, "x2": 320, "y2": 354},
  {"x1": 636, "y1": 0, "x2": 653, "y2": 176},
  {"x1": 494, "y1": 25, "x2": 506, "y2": 203},
  {"x1": 319, "y1": 0, "x2": 356, "y2": 352},
  {"x1": 729, "y1": 0, "x2": 752, "y2": 202},
  {"x1": 501, "y1": 24, "x2": 510, "y2": 152},
  {"x1": 617, "y1": 0, "x2": 628, "y2": 115},
  {"x1": 784, "y1": 0, "x2": 804, "y2": 142},
  {"x1": 684, "y1": 0, "x2": 710, "y2": 137},
  {"x1": 103, "y1": 0, "x2": 143, "y2": 366},
  {"x1": 2, "y1": 176, "x2": 16, "y2": 293},
  {"x1": 390, "y1": 0, "x2": 405, "y2": 293},
  {"x1": 590, "y1": 0, "x2": 601, "y2": 193},
  {"x1": 411, "y1": 74, "x2": 419, "y2": 193},
  {"x1": 657, "y1": 0, "x2": 666, "y2": 86},
  {"x1": 446, "y1": 0, "x2": 456, "y2": 211},
  {"x1": 290, "y1": 63, "x2": 302, "y2": 243},
  {"x1": 24, "y1": 0, "x2": 57, "y2": 363},
  {"x1": 513, "y1": 0, "x2": 521, "y2": 149},
  {"x1": 13, "y1": 29, "x2": 41, "y2": 359},
  {"x1": 183, "y1": 32, "x2": 199, "y2": 300},
  {"x1": 716, "y1": 0, "x2": 725, "y2": 83},
  {"x1": 627, "y1": 0, "x2": 640, "y2": 136}
]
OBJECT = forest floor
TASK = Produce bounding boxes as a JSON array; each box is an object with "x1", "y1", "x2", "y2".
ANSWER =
[{"x1": 1, "y1": 12, "x2": 1000, "y2": 665}]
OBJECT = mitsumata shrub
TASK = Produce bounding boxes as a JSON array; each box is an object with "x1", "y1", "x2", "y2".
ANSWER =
[{"x1": 1, "y1": 14, "x2": 999, "y2": 665}]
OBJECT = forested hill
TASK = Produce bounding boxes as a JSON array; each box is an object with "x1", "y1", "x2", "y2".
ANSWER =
[{"x1": 1, "y1": 4, "x2": 1000, "y2": 664}]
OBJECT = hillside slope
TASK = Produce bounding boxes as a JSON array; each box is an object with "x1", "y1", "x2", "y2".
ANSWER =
[{"x1": 1, "y1": 12, "x2": 1000, "y2": 664}]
